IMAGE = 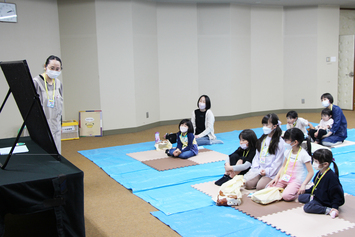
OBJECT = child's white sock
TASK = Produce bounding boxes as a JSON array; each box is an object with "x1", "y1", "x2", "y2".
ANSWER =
[{"x1": 325, "y1": 207, "x2": 331, "y2": 215}]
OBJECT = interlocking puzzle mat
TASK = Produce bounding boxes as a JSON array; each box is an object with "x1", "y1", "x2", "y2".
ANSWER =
[
  {"x1": 259, "y1": 205, "x2": 355, "y2": 237},
  {"x1": 128, "y1": 148, "x2": 227, "y2": 171},
  {"x1": 192, "y1": 181, "x2": 355, "y2": 236}
]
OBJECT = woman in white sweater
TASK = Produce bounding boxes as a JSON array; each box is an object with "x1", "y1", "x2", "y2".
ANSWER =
[{"x1": 191, "y1": 95, "x2": 223, "y2": 146}]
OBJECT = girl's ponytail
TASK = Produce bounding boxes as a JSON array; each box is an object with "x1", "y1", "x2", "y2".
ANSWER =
[{"x1": 332, "y1": 160, "x2": 339, "y2": 177}]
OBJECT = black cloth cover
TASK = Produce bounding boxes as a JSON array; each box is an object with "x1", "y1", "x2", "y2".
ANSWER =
[{"x1": 0, "y1": 137, "x2": 85, "y2": 236}]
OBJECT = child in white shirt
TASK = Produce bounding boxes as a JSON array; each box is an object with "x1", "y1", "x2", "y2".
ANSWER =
[
  {"x1": 309, "y1": 108, "x2": 334, "y2": 144},
  {"x1": 286, "y1": 110, "x2": 313, "y2": 137}
]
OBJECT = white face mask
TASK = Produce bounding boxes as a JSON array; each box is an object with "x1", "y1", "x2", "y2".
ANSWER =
[
  {"x1": 312, "y1": 162, "x2": 322, "y2": 170},
  {"x1": 199, "y1": 102, "x2": 206, "y2": 110},
  {"x1": 180, "y1": 126, "x2": 188, "y2": 133},
  {"x1": 322, "y1": 100, "x2": 330, "y2": 108},
  {"x1": 263, "y1": 126, "x2": 272, "y2": 135},
  {"x1": 284, "y1": 143, "x2": 292, "y2": 150},
  {"x1": 240, "y1": 143, "x2": 248, "y2": 150},
  {"x1": 46, "y1": 69, "x2": 61, "y2": 79}
]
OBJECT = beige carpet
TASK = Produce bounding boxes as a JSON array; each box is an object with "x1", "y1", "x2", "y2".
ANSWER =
[{"x1": 4, "y1": 111, "x2": 355, "y2": 236}]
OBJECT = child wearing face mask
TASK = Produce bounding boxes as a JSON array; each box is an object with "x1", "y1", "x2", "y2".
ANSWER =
[
  {"x1": 308, "y1": 108, "x2": 334, "y2": 144},
  {"x1": 191, "y1": 95, "x2": 223, "y2": 146},
  {"x1": 319, "y1": 93, "x2": 347, "y2": 147},
  {"x1": 244, "y1": 113, "x2": 285, "y2": 190},
  {"x1": 215, "y1": 129, "x2": 258, "y2": 186},
  {"x1": 166, "y1": 119, "x2": 198, "y2": 159},
  {"x1": 298, "y1": 149, "x2": 344, "y2": 218},
  {"x1": 285, "y1": 110, "x2": 313, "y2": 137},
  {"x1": 268, "y1": 128, "x2": 314, "y2": 201}
]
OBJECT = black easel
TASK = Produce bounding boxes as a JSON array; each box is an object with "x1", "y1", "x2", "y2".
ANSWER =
[
  {"x1": 0, "y1": 60, "x2": 61, "y2": 169},
  {"x1": 0, "y1": 89, "x2": 40, "y2": 169}
]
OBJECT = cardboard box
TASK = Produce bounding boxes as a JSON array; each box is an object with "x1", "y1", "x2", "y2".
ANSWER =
[
  {"x1": 79, "y1": 110, "x2": 102, "y2": 137},
  {"x1": 61, "y1": 120, "x2": 79, "y2": 141}
]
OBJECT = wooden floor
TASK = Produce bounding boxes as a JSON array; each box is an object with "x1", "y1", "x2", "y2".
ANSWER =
[{"x1": 5, "y1": 111, "x2": 355, "y2": 236}]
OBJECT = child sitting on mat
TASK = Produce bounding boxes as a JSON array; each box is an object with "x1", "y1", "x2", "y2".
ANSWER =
[
  {"x1": 308, "y1": 108, "x2": 334, "y2": 144},
  {"x1": 166, "y1": 119, "x2": 198, "y2": 159},
  {"x1": 319, "y1": 93, "x2": 347, "y2": 147},
  {"x1": 268, "y1": 128, "x2": 314, "y2": 201},
  {"x1": 298, "y1": 149, "x2": 344, "y2": 218},
  {"x1": 286, "y1": 110, "x2": 313, "y2": 137},
  {"x1": 244, "y1": 113, "x2": 285, "y2": 190},
  {"x1": 215, "y1": 129, "x2": 258, "y2": 186}
]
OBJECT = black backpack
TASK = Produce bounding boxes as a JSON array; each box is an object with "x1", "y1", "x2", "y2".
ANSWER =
[{"x1": 165, "y1": 133, "x2": 177, "y2": 144}]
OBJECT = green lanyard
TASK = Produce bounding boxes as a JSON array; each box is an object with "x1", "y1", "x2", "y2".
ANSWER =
[
  {"x1": 283, "y1": 147, "x2": 301, "y2": 177},
  {"x1": 260, "y1": 138, "x2": 271, "y2": 156},
  {"x1": 311, "y1": 167, "x2": 330, "y2": 196},
  {"x1": 242, "y1": 149, "x2": 250, "y2": 157}
]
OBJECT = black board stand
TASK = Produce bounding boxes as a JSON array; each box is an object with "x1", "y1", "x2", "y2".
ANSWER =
[
  {"x1": 0, "y1": 88, "x2": 41, "y2": 169},
  {"x1": 0, "y1": 60, "x2": 60, "y2": 169}
]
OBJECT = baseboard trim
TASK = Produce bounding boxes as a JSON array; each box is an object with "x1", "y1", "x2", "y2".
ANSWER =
[{"x1": 103, "y1": 108, "x2": 322, "y2": 136}]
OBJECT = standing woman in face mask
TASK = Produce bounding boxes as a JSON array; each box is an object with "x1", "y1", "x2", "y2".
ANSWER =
[
  {"x1": 33, "y1": 55, "x2": 63, "y2": 153},
  {"x1": 191, "y1": 95, "x2": 223, "y2": 146}
]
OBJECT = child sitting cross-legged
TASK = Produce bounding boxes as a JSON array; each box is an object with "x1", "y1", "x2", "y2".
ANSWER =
[
  {"x1": 215, "y1": 129, "x2": 257, "y2": 186},
  {"x1": 166, "y1": 119, "x2": 198, "y2": 159}
]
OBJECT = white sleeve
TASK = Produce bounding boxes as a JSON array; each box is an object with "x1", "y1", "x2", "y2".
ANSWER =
[
  {"x1": 265, "y1": 139, "x2": 285, "y2": 178},
  {"x1": 197, "y1": 110, "x2": 215, "y2": 138},
  {"x1": 232, "y1": 161, "x2": 251, "y2": 172},
  {"x1": 300, "y1": 118, "x2": 309, "y2": 126},
  {"x1": 191, "y1": 110, "x2": 196, "y2": 134}
]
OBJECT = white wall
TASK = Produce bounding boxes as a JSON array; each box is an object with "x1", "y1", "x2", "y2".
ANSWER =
[
  {"x1": 95, "y1": 0, "x2": 136, "y2": 130},
  {"x1": 284, "y1": 7, "x2": 318, "y2": 108},
  {"x1": 157, "y1": 3, "x2": 199, "y2": 121},
  {"x1": 0, "y1": 0, "x2": 342, "y2": 138},
  {"x1": 0, "y1": 0, "x2": 61, "y2": 138},
  {"x1": 250, "y1": 7, "x2": 284, "y2": 113},
  {"x1": 58, "y1": 0, "x2": 101, "y2": 121}
]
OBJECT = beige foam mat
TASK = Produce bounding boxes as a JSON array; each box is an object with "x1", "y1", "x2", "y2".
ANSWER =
[
  {"x1": 191, "y1": 181, "x2": 252, "y2": 198},
  {"x1": 331, "y1": 140, "x2": 355, "y2": 148},
  {"x1": 235, "y1": 194, "x2": 303, "y2": 218},
  {"x1": 127, "y1": 148, "x2": 226, "y2": 168},
  {"x1": 188, "y1": 150, "x2": 228, "y2": 164},
  {"x1": 142, "y1": 158, "x2": 198, "y2": 171},
  {"x1": 192, "y1": 180, "x2": 355, "y2": 236},
  {"x1": 127, "y1": 150, "x2": 168, "y2": 161},
  {"x1": 259, "y1": 206, "x2": 355, "y2": 237}
]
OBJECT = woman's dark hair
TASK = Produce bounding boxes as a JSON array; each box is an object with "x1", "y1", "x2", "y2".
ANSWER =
[
  {"x1": 179, "y1": 119, "x2": 194, "y2": 134},
  {"x1": 45, "y1": 55, "x2": 62, "y2": 69},
  {"x1": 321, "y1": 93, "x2": 333, "y2": 104},
  {"x1": 197, "y1": 95, "x2": 211, "y2": 110},
  {"x1": 239, "y1": 129, "x2": 257, "y2": 151},
  {"x1": 321, "y1": 108, "x2": 332, "y2": 117},
  {"x1": 286, "y1": 110, "x2": 298, "y2": 119},
  {"x1": 312, "y1": 149, "x2": 339, "y2": 177},
  {"x1": 284, "y1": 128, "x2": 311, "y2": 156},
  {"x1": 257, "y1": 113, "x2": 282, "y2": 155}
]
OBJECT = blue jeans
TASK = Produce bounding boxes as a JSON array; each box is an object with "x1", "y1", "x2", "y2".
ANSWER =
[
  {"x1": 322, "y1": 135, "x2": 345, "y2": 147},
  {"x1": 298, "y1": 193, "x2": 327, "y2": 214},
  {"x1": 168, "y1": 148, "x2": 196, "y2": 159},
  {"x1": 196, "y1": 136, "x2": 211, "y2": 146}
]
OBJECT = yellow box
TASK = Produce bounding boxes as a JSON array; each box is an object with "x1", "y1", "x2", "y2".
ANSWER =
[{"x1": 61, "y1": 120, "x2": 79, "y2": 141}]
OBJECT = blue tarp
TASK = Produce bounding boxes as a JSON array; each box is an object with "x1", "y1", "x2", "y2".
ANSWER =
[{"x1": 79, "y1": 126, "x2": 355, "y2": 236}]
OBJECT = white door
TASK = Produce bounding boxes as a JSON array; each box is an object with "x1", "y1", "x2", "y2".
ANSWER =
[{"x1": 338, "y1": 35, "x2": 354, "y2": 110}]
